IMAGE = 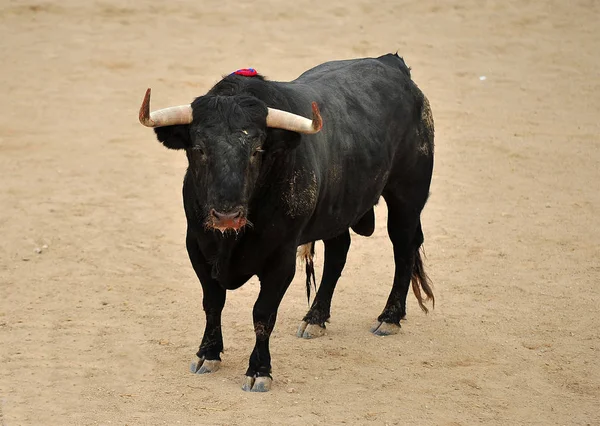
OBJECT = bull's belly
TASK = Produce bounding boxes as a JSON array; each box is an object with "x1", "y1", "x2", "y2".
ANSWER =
[{"x1": 299, "y1": 184, "x2": 384, "y2": 244}]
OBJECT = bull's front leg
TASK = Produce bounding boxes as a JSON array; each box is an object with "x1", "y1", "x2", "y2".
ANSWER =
[
  {"x1": 186, "y1": 232, "x2": 225, "y2": 374},
  {"x1": 242, "y1": 246, "x2": 297, "y2": 392}
]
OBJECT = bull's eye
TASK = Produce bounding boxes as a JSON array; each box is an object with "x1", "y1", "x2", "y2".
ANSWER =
[
  {"x1": 252, "y1": 147, "x2": 264, "y2": 158},
  {"x1": 191, "y1": 145, "x2": 205, "y2": 156}
]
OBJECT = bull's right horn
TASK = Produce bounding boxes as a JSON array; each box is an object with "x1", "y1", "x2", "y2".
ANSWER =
[
  {"x1": 139, "y1": 88, "x2": 193, "y2": 128},
  {"x1": 266, "y1": 102, "x2": 323, "y2": 134}
]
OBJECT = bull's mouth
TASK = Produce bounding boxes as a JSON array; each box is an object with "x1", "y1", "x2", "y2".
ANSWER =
[
  {"x1": 208, "y1": 217, "x2": 248, "y2": 233},
  {"x1": 206, "y1": 207, "x2": 248, "y2": 233}
]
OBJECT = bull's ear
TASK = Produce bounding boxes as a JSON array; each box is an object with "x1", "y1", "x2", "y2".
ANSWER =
[{"x1": 153, "y1": 125, "x2": 190, "y2": 150}]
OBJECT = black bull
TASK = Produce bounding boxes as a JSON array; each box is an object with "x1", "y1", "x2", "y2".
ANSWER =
[{"x1": 140, "y1": 53, "x2": 435, "y2": 392}]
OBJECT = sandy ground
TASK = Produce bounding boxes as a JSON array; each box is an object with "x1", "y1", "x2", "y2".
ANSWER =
[{"x1": 0, "y1": 0, "x2": 599, "y2": 424}]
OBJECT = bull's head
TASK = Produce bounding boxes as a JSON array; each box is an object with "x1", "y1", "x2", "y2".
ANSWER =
[{"x1": 138, "y1": 88, "x2": 322, "y2": 233}]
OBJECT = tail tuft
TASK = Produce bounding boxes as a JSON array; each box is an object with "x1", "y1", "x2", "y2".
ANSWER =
[
  {"x1": 298, "y1": 242, "x2": 316, "y2": 304},
  {"x1": 411, "y1": 248, "x2": 434, "y2": 313}
]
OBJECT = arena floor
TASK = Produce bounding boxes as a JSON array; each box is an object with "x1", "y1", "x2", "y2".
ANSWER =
[{"x1": 1, "y1": 0, "x2": 598, "y2": 424}]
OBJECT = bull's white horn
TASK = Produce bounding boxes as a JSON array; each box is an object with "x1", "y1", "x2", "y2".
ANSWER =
[
  {"x1": 266, "y1": 102, "x2": 323, "y2": 134},
  {"x1": 138, "y1": 88, "x2": 193, "y2": 128}
]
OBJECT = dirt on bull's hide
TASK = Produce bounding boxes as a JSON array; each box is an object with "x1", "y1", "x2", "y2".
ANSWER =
[
  {"x1": 418, "y1": 96, "x2": 435, "y2": 156},
  {"x1": 283, "y1": 170, "x2": 318, "y2": 218}
]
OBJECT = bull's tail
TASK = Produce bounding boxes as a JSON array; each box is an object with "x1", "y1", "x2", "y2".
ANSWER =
[
  {"x1": 411, "y1": 248, "x2": 435, "y2": 313},
  {"x1": 298, "y1": 242, "x2": 317, "y2": 304}
]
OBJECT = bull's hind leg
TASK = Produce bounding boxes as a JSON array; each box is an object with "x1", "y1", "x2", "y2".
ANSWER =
[
  {"x1": 371, "y1": 196, "x2": 433, "y2": 336},
  {"x1": 297, "y1": 230, "x2": 351, "y2": 339}
]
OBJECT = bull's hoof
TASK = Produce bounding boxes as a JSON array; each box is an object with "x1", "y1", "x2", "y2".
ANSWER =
[
  {"x1": 190, "y1": 357, "x2": 221, "y2": 374},
  {"x1": 370, "y1": 321, "x2": 401, "y2": 336},
  {"x1": 296, "y1": 321, "x2": 326, "y2": 339},
  {"x1": 241, "y1": 375, "x2": 272, "y2": 392}
]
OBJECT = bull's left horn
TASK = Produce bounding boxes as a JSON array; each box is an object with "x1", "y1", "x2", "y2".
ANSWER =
[
  {"x1": 139, "y1": 88, "x2": 193, "y2": 128},
  {"x1": 266, "y1": 102, "x2": 322, "y2": 134}
]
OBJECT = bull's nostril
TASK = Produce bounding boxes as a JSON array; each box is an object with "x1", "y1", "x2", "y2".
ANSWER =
[{"x1": 211, "y1": 208, "x2": 243, "y2": 221}]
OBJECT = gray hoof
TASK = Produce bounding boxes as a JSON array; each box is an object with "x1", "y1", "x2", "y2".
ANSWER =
[
  {"x1": 296, "y1": 321, "x2": 326, "y2": 339},
  {"x1": 242, "y1": 376, "x2": 272, "y2": 392},
  {"x1": 190, "y1": 357, "x2": 221, "y2": 374},
  {"x1": 370, "y1": 321, "x2": 401, "y2": 336}
]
